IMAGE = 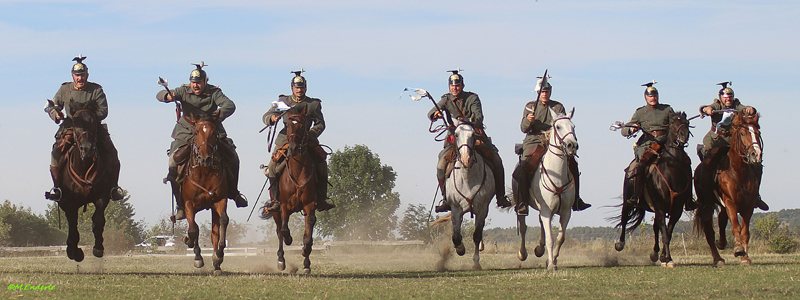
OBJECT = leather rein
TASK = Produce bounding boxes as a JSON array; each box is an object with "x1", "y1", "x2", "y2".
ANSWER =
[{"x1": 66, "y1": 109, "x2": 99, "y2": 194}]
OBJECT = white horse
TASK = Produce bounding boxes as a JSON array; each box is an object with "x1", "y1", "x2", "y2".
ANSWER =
[
  {"x1": 517, "y1": 108, "x2": 578, "y2": 270},
  {"x1": 441, "y1": 118, "x2": 495, "y2": 270}
]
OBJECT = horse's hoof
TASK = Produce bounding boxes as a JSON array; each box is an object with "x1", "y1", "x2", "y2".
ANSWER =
[
  {"x1": 666, "y1": 261, "x2": 676, "y2": 268},
  {"x1": 184, "y1": 236, "x2": 193, "y2": 248},
  {"x1": 733, "y1": 245, "x2": 746, "y2": 257},
  {"x1": 547, "y1": 263, "x2": 557, "y2": 271},
  {"x1": 302, "y1": 268, "x2": 311, "y2": 275},
  {"x1": 740, "y1": 258, "x2": 752, "y2": 266},
  {"x1": 712, "y1": 259, "x2": 725, "y2": 267},
  {"x1": 649, "y1": 251, "x2": 659, "y2": 263},
  {"x1": 614, "y1": 242, "x2": 625, "y2": 252},
  {"x1": 518, "y1": 250, "x2": 528, "y2": 261},
  {"x1": 534, "y1": 245, "x2": 545, "y2": 257},
  {"x1": 194, "y1": 259, "x2": 204, "y2": 268},
  {"x1": 285, "y1": 236, "x2": 293, "y2": 246},
  {"x1": 715, "y1": 240, "x2": 726, "y2": 250},
  {"x1": 92, "y1": 247, "x2": 104, "y2": 258},
  {"x1": 277, "y1": 261, "x2": 286, "y2": 271},
  {"x1": 213, "y1": 270, "x2": 223, "y2": 276},
  {"x1": 72, "y1": 248, "x2": 85, "y2": 262},
  {"x1": 456, "y1": 244, "x2": 466, "y2": 256},
  {"x1": 473, "y1": 264, "x2": 482, "y2": 271}
]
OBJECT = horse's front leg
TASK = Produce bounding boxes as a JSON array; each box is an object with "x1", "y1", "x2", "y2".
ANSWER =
[
  {"x1": 717, "y1": 205, "x2": 729, "y2": 250},
  {"x1": 280, "y1": 204, "x2": 293, "y2": 246},
  {"x1": 517, "y1": 214, "x2": 528, "y2": 261},
  {"x1": 272, "y1": 212, "x2": 286, "y2": 271},
  {"x1": 724, "y1": 202, "x2": 747, "y2": 258},
  {"x1": 553, "y1": 208, "x2": 572, "y2": 265},
  {"x1": 184, "y1": 204, "x2": 203, "y2": 268},
  {"x1": 63, "y1": 205, "x2": 84, "y2": 262},
  {"x1": 302, "y1": 206, "x2": 316, "y2": 275},
  {"x1": 539, "y1": 210, "x2": 556, "y2": 270},
  {"x1": 451, "y1": 205, "x2": 466, "y2": 256},
  {"x1": 472, "y1": 208, "x2": 488, "y2": 270},
  {"x1": 738, "y1": 207, "x2": 754, "y2": 266},
  {"x1": 662, "y1": 204, "x2": 682, "y2": 268},
  {"x1": 91, "y1": 199, "x2": 108, "y2": 258},
  {"x1": 534, "y1": 216, "x2": 546, "y2": 258},
  {"x1": 211, "y1": 201, "x2": 229, "y2": 275},
  {"x1": 651, "y1": 212, "x2": 664, "y2": 263},
  {"x1": 615, "y1": 182, "x2": 634, "y2": 251}
]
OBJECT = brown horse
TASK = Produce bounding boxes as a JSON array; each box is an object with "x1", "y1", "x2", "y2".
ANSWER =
[
  {"x1": 180, "y1": 111, "x2": 229, "y2": 275},
  {"x1": 614, "y1": 112, "x2": 693, "y2": 267},
  {"x1": 268, "y1": 106, "x2": 319, "y2": 274},
  {"x1": 52, "y1": 100, "x2": 115, "y2": 262},
  {"x1": 694, "y1": 112, "x2": 762, "y2": 266}
]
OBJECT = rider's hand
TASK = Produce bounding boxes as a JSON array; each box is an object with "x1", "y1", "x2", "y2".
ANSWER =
[
  {"x1": 703, "y1": 106, "x2": 713, "y2": 116},
  {"x1": 432, "y1": 111, "x2": 443, "y2": 120},
  {"x1": 270, "y1": 114, "x2": 279, "y2": 123},
  {"x1": 744, "y1": 107, "x2": 755, "y2": 115},
  {"x1": 526, "y1": 113, "x2": 534, "y2": 122}
]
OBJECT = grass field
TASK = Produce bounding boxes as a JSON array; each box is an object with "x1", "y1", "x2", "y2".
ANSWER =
[{"x1": 1, "y1": 244, "x2": 798, "y2": 299}]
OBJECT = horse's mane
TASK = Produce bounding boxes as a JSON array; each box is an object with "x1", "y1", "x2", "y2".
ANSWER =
[{"x1": 732, "y1": 112, "x2": 760, "y2": 128}]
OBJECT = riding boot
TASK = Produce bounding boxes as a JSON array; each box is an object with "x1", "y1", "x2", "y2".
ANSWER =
[
  {"x1": 164, "y1": 165, "x2": 185, "y2": 220},
  {"x1": 623, "y1": 168, "x2": 636, "y2": 205},
  {"x1": 266, "y1": 176, "x2": 281, "y2": 212},
  {"x1": 512, "y1": 162, "x2": 530, "y2": 216},
  {"x1": 569, "y1": 157, "x2": 591, "y2": 211},
  {"x1": 109, "y1": 160, "x2": 124, "y2": 201},
  {"x1": 315, "y1": 160, "x2": 336, "y2": 212},
  {"x1": 754, "y1": 164, "x2": 769, "y2": 210},
  {"x1": 223, "y1": 145, "x2": 248, "y2": 208},
  {"x1": 488, "y1": 151, "x2": 512, "y2": 208},
  {"x1": 634, "y1": 149, "x2": 657, "y2": 202},
  {"x1": 45, "y1": 165, "x2": 62, "y2": 201},
  {"x1": 434, "y1": 173, "x2": 451, "y2": 213}
]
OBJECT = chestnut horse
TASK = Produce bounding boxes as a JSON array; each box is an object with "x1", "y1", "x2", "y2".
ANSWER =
[
  {"x1": 694, "y1": 112, "x2": 763, "y2": 266},
  {"x1": 181, "y1": 112, "x2": 229, "y2": 275},
  {"x1": 614, "y1": 112, "x2": 693, "y2": 267},
  {"x1": 53, "y1": 100, "x2": 115, "y2": 262},
  {"x1": 269, "y1": 106, "x2": 319, "y2": 275}
]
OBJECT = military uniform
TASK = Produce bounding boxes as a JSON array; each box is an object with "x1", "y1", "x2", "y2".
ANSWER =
[
  {"x1": 698, "y1": 98, "x2": 754, "y2": 158},
  {"x1": 45, "y1": 56, "x2": 122, "y2": 201},
  {"x1": 622, "y1": 103, "x2": 675, "y2": 160},
  {"x1": 520, "y1": 99, "x2": 565, "y2": 156}
]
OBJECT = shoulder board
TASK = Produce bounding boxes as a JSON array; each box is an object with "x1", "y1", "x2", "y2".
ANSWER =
[
  {"x1": 465, "y1": 91, "x2": 477, "y2": 97},
  {"x1": 207, "y1": 84, "x2": 219, "y2": 90},
  {"x1": 181, "y1": 84, "x2": 190, "y2": 87},
  {"x1": 307, "y1": 97, "x2": 321, "y2": 102},
  {"x1": 636, "y1": 105, "x2": 646, "y2": 110},
  {"x1": 525, "y1": 100, "x2": 537, "y2": 106},
  {"x1": 61, "y1": 82, "x2": 71, "y2": 86},
  {"x1": 87, "y1": 82, "x2": 102, "y2": 88},
  {"x1": 713, "y1": 98, "x2": 720, "y2": 104},
  {"x1": 441, "y1": 93, "x2": 450, "y2": 99}
]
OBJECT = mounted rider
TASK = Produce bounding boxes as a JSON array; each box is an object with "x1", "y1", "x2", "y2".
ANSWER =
[
  {"x1": 44, "y1": 55, "x2": 124, "y2": 201},
  {"x1": 621, "y1": 81, "x2": 674, "y2": 204},
  {"x1": 263, "y1": 69, "x2": 336, "y2": 212},
  {"x1": 512, "y1": 75, "x2": 591, "y2": 216},
  {"x1": 429, "y1": 69, "x2": 513, "y2": 212},
  {"x1": 156, "y1": 62, "x2": 247, "y2": 220},
  {"x1": 694, "y1": 81, "x2": 768, "y2": 211}
]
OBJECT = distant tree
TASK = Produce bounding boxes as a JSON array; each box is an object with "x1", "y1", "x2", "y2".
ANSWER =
[
  {"x1": 0, "y1": 219, "x2": 10, "y2": 243},
  {"x1": 198, "y1": 219, "x2": 249, "y2": 247},
  {"x1": 317, "y1": 145, "x2": 400, "y2": 240},
  {"x1": 44, "y1": 191, "x2": 147, "y2": 254},
  {"x1": 398, "y1": 204, "x2": 434, "y2": 243},
  {"x1": 0, "y1": 200, "x2": 64, "y2": 246}
]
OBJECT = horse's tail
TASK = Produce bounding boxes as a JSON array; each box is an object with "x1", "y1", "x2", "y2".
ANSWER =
[
  {"x1": 608, "y1": 200, "x2": 647, "y2": 233},
  {"x1": 259, "y1": 205, "x2": 274, "y2": 220}
]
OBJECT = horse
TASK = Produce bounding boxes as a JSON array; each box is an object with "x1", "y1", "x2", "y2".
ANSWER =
[
  {"x1": 269, "y1": 106, "x2": 320, "y2": 275},
  {"x1": 53, "y1": 100, "x2": 115, "y2": 262},
  {"x1": 437, "y1": 118, "x2": 495, "y2": 270},
  {"x1": 180, "y1": 111, "x2": 229, "y2": 275},
  {"x1": 614, "y1": 111, "x2": 692, "y2": 267},
  {"x1": 516, "y1": 108, "x2": 578, "y2": 271},
  {"x1": 693, "y1": 112, "x2": 763, "y2": 266}
]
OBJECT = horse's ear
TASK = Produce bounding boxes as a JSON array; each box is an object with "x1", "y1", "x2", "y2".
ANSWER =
[
  {"x1": 301, "y1": 106, "x2": 308, "y2": 115},
  {"x1": 212, "y1": 109, "x2": 222, "y2": 122},
  {"x1": 567, "y1": 107, "x2": 575, "y2": 119}
]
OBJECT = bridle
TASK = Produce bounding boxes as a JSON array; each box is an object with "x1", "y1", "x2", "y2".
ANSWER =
[{"x1": 547, "y1": 116, "x2": 576, "y2": 158}]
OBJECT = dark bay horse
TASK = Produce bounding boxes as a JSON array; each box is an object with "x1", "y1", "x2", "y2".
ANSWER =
[
  {"x1": 180, "y1": 112, "x2": 229, "y2": 275},
  {"x1": 269, "y1": 106, "x2": 319, "y2": 274},
  {"x1": 53, "y1": 100, "x2": 115, "y2": 262},
  {"x1": 694, "y1": 112, "x2": 763, "y2": 266},
  {"x1": 614, "y1": 112, "x2": 693, "y2": 267}
]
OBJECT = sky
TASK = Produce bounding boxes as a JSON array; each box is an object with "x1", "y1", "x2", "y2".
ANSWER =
[{"x1": 1, "y1": 0, "x2": 798, "y2": 235}]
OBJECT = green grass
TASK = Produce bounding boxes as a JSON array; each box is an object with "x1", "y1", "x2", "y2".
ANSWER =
[{"x1": 1, "y1": 248, "x2": 798, "y2": 299}]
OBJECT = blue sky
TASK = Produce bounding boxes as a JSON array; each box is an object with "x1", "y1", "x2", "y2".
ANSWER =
[{"x1": 1, "y1": 0, "x2": 798, "y2": 233}]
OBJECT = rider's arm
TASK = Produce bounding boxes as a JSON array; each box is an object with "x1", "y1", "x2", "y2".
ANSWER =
[
  {"x1": 427, "y1": 97, "x2": 447, "y2": 121},
  {"x1": 211, "y1": 88, "x2": 235, "y2": 122},
  {"x1": 520, "y1": 102, "x2": 535, "y2": 133},
  {"x1": 48, "y1": 85, "x2": 66, "y2": 121},
  {"x1": 466, "y1": 93, "x2": 484, "y2": 127},
  {"x1": 156, "y1": 87, "x2": 182, "y2": 103},
  {"x1": 309, "y1": 101, "x2": 326, "y2": 139},
  {"x1": 622, "y1": 110, "x2": 640, "y2": 137},
  {"x1": 93, "y1": 85, "x2": 109, "y2": 121}
]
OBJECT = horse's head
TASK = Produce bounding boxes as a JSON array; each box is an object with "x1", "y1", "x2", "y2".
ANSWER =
[
  {"x1": 548, "y1": 107, "x2": 578, "y2": 157},
  {"x1": 668, "y1": 111, "x2": 690, "y2": 147},
  {"x1": 189, "y1": 111, "x2": 220, "y2": 168},
  {"x1": 452, "y1": 119, "x2": 477, "y2": 168},
  {"x1": 68, "y1": 101, "x2": 99, "y2": 161},
  {"x1": 285, "y1": 106, "x2": 309, "y2": 157},
  {"x1": 731, "y1": 112, "x2": 762, "y2": 164}
]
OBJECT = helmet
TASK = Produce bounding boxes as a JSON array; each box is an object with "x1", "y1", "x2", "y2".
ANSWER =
[
  {"x1": 717, "y1": 81, "x2": 733, "y2": 98},
  {"x1": 189, "y1": 61, "x2": 207, "y2": 83},
  {"x1": 291, "y1": 69, "x2": 306, "y2": 88},
  {"x1": 448, "y1": 68, "x2": 464, "y2": 85},
  {"x1": 642, "y1": 80, "x2": 658, "y2": 96},
  {"x1": 71, "y1": 55, "x2": 88, "y2": 75}
]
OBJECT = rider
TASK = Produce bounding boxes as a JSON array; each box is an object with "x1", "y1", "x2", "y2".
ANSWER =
[
  {"x1": 156, "y1": 62, "x2": 247, "y2": 220},
  {"x1": 429, "y1": 69, "x2": 513, "y2": 212},
  {"x1": 694, "y1": 81, "x2": 768, "y2": 211},
  {"x1": 263, "y1": 69, "x2": 336, "y2": 212},
  {"x1": 44, "y1": 55, "x2": 124, "y2": 201},
  {"x1": 512, "y1": 76, "x2": 591, "y2": 216},
  {"x1": 621, "y1": 81, "x2": 674, "y2": 205}
]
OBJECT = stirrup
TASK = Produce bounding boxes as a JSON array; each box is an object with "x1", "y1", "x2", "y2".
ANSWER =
[
  {"x1": 516, "y1": 204, "x2": 529, "y2": 216},
  {"x1": 110, "y1": 187, "x2": 124, "y2": 201},
  {"x1": 45, "y1": 187, "x2": 62, "y2": 201},
  {"x1": 172, "y1": 208, "x2": 186, "y2": 221},
  {"x1": 435, "y1": 201, "x2": 451, "y2": 213},
  {"x1": 233, "y1": 193, "x2": 248, "y2": 208},
  {"x1": 316, "y1": 199, "x2": 336, "y2": 212},
  {"x1": 572, "y1": 198, "x2": 591, "y2": 211},
  {"x1": 496, "y1": 195, "x2": 513, "y2": 208}
]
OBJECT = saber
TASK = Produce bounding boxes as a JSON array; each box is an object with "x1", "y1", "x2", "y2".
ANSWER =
[
  {"x1": 247, "y1": 171, "x2": 270, "y2": 222},
  {"x1": 158, "y1": 77, "x2": 182, "y2": 121}
]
